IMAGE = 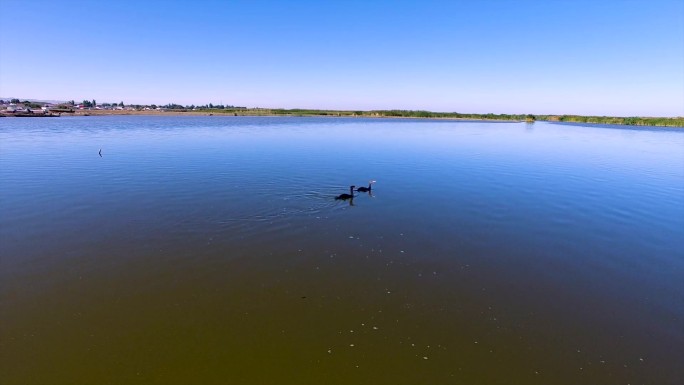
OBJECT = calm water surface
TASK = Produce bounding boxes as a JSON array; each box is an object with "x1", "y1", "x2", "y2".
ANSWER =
[{"x1": 1, "y1": 116, "x2": 683, "y2": 384}]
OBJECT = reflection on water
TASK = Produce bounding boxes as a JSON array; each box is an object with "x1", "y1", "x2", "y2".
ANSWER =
[{"x1": 1, "y1": 116, "x2": 683, "y2": 384}]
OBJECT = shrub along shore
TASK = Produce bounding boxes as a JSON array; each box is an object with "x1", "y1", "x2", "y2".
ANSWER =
[{"x1": 44, "y1": 107, "x2": 684, "y2": 127}]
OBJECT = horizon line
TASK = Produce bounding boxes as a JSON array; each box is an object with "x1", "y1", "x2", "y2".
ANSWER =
[{"x1": 2, "y1": 97, "x2": 683, "y2": 119}]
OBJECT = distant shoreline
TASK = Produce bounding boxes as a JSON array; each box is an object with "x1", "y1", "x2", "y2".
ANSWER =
[
  {"x1": 70, "y1": 109, "x2": 524, "y2": 121},
  {"x1": 3, "y1": 108, "x2": 683, "y2": 127}
]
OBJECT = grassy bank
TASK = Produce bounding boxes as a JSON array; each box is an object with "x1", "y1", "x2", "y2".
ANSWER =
[
  {"x1": 213, "y1": 108, "x2": 684, "y2": 127},
  {"x1": 540, "y1": 114, "x2": 684, "y2": 127},
  {"x1": 66, "y1": 108, "x2": 684, "y2": 127}
]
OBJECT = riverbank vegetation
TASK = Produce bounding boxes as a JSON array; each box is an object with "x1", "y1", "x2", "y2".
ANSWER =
[
  {"x1": 198, "y1": 108, "x2": 683, "y2": 127},
  {"x1": 6, "y1": 99, "x2": 682, "y2": 127},
  {"x1": 542, "y1": 114, "x2": 684, "y2": 127}
]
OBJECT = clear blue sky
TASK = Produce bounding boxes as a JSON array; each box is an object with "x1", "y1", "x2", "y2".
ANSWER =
[{"x1": 1, "y1": 0, "x2": 682, "y2": 116}]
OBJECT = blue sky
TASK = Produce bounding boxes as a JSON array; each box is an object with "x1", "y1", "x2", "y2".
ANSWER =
[{"x1": 1, "y1": 0, "x2": 682, "y2": 116}]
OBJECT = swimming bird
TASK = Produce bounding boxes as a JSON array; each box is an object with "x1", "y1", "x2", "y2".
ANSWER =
[
  {"x1": 335, "y1": 185, "x2": 356, "y2": 200},
  {"x1": 356, "y1": 180, "x2": 376, "y2": 193},
  {"x1": 99, "y1": 149, "x2": 102, "y2": 157}
]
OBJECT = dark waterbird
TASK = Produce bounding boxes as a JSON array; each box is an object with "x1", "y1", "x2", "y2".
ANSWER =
[
  {"x1": 98, "y1": 149, "x2": 102, "y2": 157},
  {"x1": 356, "y1": 180, "x2": 376, "y2": 193},
  {"x1": 335, "y1": 185, "x2": 355, "y2": 200}
]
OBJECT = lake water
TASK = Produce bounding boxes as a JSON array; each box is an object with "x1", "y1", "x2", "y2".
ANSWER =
[{"x1": 1, "y1": 116, "x2": 683, "y2": 384}]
